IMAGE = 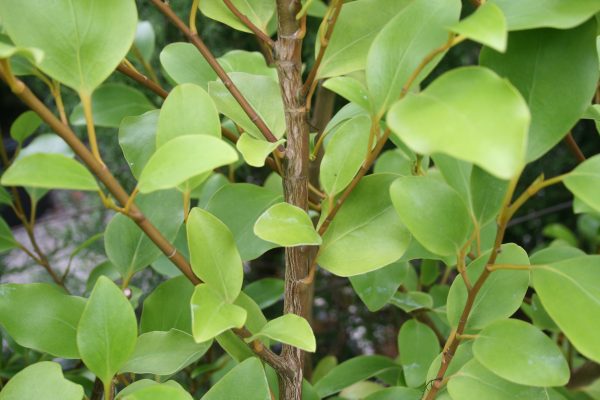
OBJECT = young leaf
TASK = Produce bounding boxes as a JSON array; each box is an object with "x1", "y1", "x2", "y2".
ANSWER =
[
  {"x1": 473, "y1": 319, "x2": 569, "y2": 387},
  {"x1": 1, "y1": 154, "x2": 98, "y2": 191},
  {"x1": 190, "y1": 284, "x2": 247, "y2": 343},
  {"x1": 349, "y1": 261, "x2": 408, "y2": 312},
  {"x1": 160, "y1": 43, "x2": 217, "y2": 88},
  {"x1": 449, "y1": 3, "x2": 507, "y2": 52},
  {"x1": 201, "y1": 358, "x2": 271, "y2": 400},
  {"x1": 390, "y1": 175, "x2": 472, "y2": 257},
  {"x1": 77, "y1": 277, "x2": 137, "y2": 387},
  {"x1": 199, "y1": 0, "x2": 275, "y2": 34},
  {"x1": 0, "y1": 0, "x2": 137, "y2": 94},
  {"x1": 564, "y1": 155, "x2": 600, "y2": 213},
  {"x1": 236, "y1": 133, "x2": 284, "y2": 168},
  {"x1": 140, "y1": 276, "x2": 194, "y2": 333},
  {"x1": 0, "y1": 362, "x2": 83, "y2": 400},
  {"x1": 387, "y1": 67, "x2": 529, "y2": 179},
  {"x1": 480, "y1": 20, "x2": 598, "y2": 161},
  {"x1": 254, "y1": 202, "x2": 321, "y2": 247},
  {"x1": 398, "y1": 320, "x2": 440, "y2": 388},
  {"x1": 246, "y1": 313, "x2": 316, "y2": 352},
  {"x1": 532, "y1": 256, "x2": 600, "y2": 363},
  {"x1": 187, "y1": 208, "x2": 243, "y2": 301},
  {"x1": 138, "y1": 135, "x2": 238, "y2": 193},
  {"x1": 10, "y1": 110, "x2": 41, "y2": 144},
  {"x1": 0, "y1": 283, "x2": 85, "y2": 358},
  {"x1": 118, "y1": 110, "x2": 159, "y2": 179}
]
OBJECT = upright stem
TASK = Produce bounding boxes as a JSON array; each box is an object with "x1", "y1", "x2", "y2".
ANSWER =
[{"x1": 80, "y1": 92, "x2": 103, "y2": 165}]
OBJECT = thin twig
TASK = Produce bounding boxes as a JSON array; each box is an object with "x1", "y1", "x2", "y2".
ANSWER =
[
  {"x1": 223, "y1": 0, "x2": 275, "y2": 47},
  {"x1": 563, "y1": 132, "x2": 586, "y2": 164},
  {"x1": 117, "y1": 62, "x2": 169, "y2": 99}
]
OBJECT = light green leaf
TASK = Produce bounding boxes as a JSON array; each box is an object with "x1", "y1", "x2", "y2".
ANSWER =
[
  {"x1": 470, "y1": 166, "x2": 509, "y2": 225},
  {"x1": 70, "y1": 84, "x2": 154, "y2": 128},
  {"x1": 387, "y1": 67, "x2": 529, "y2": 179},
  {"x1": 318, "y1": 174, "x2": 410, "y2": 277},
  {"x1": 132, "y1": 21, "x2": 155, "y2": 61},
  {"x1": 116, "y1": 380, "x2": 188, "y2": 400},
  {"x1": 320, "y1": 115, "x2": 372, "y2": 196},
  {"x1": 0, "y1": 187, "x2": 12, "y2": 206},
  {"x1": 366, "y1": 0, "x2": 461, "y2": 115},
  {"x1": 0, "y1": 217, "x2": 18, "y2": 254},
  {"x1": 0, "y1": 0, "x2": 137, "y2": 93},
  {"x1": 312, "y1": 356, "x2": 338, "y2": 384},
  {"x1": 254, "y1": 202, "x2": 321, "y2": 247},
  {"x1": 138, "y1": 135, "x2": 238, "y2": 193},
  {"x1": 237, "y1": 133, "x2": 284, "y2": 167},
  {"x1": 349, "y1": 261, "x2": 408, "y2": 312},
  {"x1": 426, "y1": 342, "x2": 474, "y2": 385},
  {"x1": 449, "y1": 3, "x2": 507, "y2": 52},
  {"x1": 18, "y1": 134, "x2": 73, "y2": 159},
  {"x1": 488, "y1": 0, "x2": 600, "y2": 30},
  {"x1": 0, "y1": 283, "x2": 85, "y2": 358},
  {"x1": 389, "y1": 291, "x2": 433, "y2": 313},
  {"x1": 160, "y1": 43, "x2": 217, "y2": 89},
  {"x1": 190, "y1": 284, "x2": 247, "y2": 343},
  {"x1": 199, "y1": 0, "x2": 275, "y2": 33},
  {"x1": 473, "y1": 319, "x2": 569, "y2": 386},
  {"x1": 374, "y1": 149, "x2": 417, "y2": 176},
  {"x1": 209, "y1": 72, "x2": 285, "y2": 140},
  {"x1": 432, "y1": 153, "x2": 472, "y2": 204},
  {"x1": 532, "y1": 256, "x2": 600, "y2": 363},
  {"x1": 10, "y1": 110, "x2": 41, "y2": 144},
  {"x1": 1, "y1": 153, "x2": 98, "y2": 191},
  {"x1": 398, "y1": 320, "x2": 440, "y2": 387},
  {"x1": 447, "y1": 243, "x2": 530, "y2": 329},
  {"x1": 140, "y1": 276, "x2": 194, "y2": 333},
  {"x1": 0, "y1": 362, "x2": 83, "y2": 400},
  {"x1": 201, "y1": 358, "x2": 270, "y2": 400},
  {"x1": 564, "y1": 155, "x2": 600, "y2": 213},
  {"x1": 119, "y1": 110, "x2": 158, "y2": 179},
  {"x1": 234, "y1": 292, "x2": 268, "y2": 339},
  {"x1": 77, "y1": 277, "x2": 137, "y2": 386},
  {"x1": 390, "y1": 175, "x2": 471, "y2": 256},
  {"x1": 480, "y1": 20, "x2": 598, "y2": 161},
  {"x1": 323, "y1": 76, "x2": 371, "y2": 111},
  {"x1": 121, "y1": 329, "x2": 212, "y2": 376},
  {"x1": 364, "y1": 387, "x2": 421, "y2": 400},
  {"x1": 244, "y1": 278, "x2": 284, "y2": 309},
  {"x1": 187, "y1": 208, "x2": 243, "y2": 302},
  {"x1": 0, "y1": 41, "x2": 43, "y2": 65},
  {"x1": 218, "y1": 50, "x2": 277, "y2": 79},
  {"x1": 246, "y1": 314, "x2": 316, "y2": 352},
  {"x1": 122, "y1": 384, "x2": 193, "y2": 400}
]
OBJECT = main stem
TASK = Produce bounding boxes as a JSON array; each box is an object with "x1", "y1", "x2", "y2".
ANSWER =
[{"x1": 275, "y1": 1, "x2": 311, "y2": 399}]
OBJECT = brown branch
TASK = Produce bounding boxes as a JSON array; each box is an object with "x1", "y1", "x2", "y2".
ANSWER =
[
  {"x1": 150, "y1": 0, "x2": 280, "y2": 145},
  {"x1": 117, "y1": 62, "x2": 169, "y2": 99},
  {"x1": 563, "y1": 132, "x2": 586, "y2": 164},
  {"x1": 223, "y1": 0, "x2": 275, "y2": 47}
]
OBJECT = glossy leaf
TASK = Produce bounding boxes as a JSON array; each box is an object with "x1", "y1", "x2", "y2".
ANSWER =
[
  {"x1": 470, "y1": 166, "x2": 509, "y2": 225},
  {"x1": 119, "y1": 110, "x2": 158, "y2": 179},
  {"x1": 237, "y1": 133, "x2": 284, "y2": 167},
  {"x1": 318, "y1": 174, "x2": 410, "y2": 276},
  {"x1": 0, "y1": 41, "x2": 43, "y2": 65},
  {"x1": 564, "y1": 155, "x2": 600, "y2": 213},
  {"x1": 349, "y1": 261, "x2": 408, "y2": 311},
  {"x1": 77, "y1": 277, "x2": 137, "y2": 386},
  {"x1": 201, "y1": 358, "x2": 270, "y2": 400},
  {"x1": 0, "y1": 283, "x2": 85, "y2": 358},
  {"x1": 160, "y1": 43, "x2": 217, "y2": 88},
  {"x1": 246, "y1": 314, "x2": 316, "y2": 352},
  {"x1": 473, "y1": 319, "x2": 569, "y2": 386},
  {"x1": 138, "y1": 135, "x2": 238, "y2": 193},
  {"x1": 398, "y1": 320, "x2": 440, "y2": 387},
  {"x1": 122, "y1": 385, "x2": 193, "y2": 400},
  {"x1": 480, "y1": 21, "x2": 598, "y2": 161},
  {"x1": 1, "y1": 154, "x2": 98, "y2": 191},
  {"x1": 254, "y1": 202, "x2": 321, "y2": 247},
  {"x1": 449, "y1": 3, "x2": 507, "y2": 52},
  {"x1": 199, "y1": 0, "x2": 275, "y2": 33},
  {"x1": 389, "y1": 291, "x2": 434, "y2": 313},
  {"x1": 244, "y1": 278, "x2": 284, "y2": 309},
  {"x1": 0, "y1": 362, "x2": 83, "y2": 400},
  {"x1": 390, "y1": 175, "x2": 472, "y2": 256},
  {"x1": 388, "y1": 67, "x2": 529, "y2": 179},
  {"x1": 10, "y1": 110, "x2": 41, "y2": 144},
  {"x1": 116, "y1": 381, "x2": 188, "y2": 400},
  {"x1": 187, "y1": 208, "x2": 243, "y2": 301},
  {"x1": 323, "y1": 76, "x2": 371, "y2": 111},
  {"x1": 132, "y1": 21, "x2": 155, "y2": 61},
  {"x1": 0, "y1": 0, "x2": 137, "y2": 93},
  {"x1": 18, "y1": 134, "x2": 73, "y2": 159},
  {"x1": 532, "y1": 256, "x2": 600, "y2": 363},
  {"x1": 218, "y1": 50, "x2": 277, "y2": 79},
  {"x1": 140, "y1": 276, "x2": 194, "y2": 333}
]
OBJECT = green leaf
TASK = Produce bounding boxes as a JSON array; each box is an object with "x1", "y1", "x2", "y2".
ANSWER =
[
  {"x1": 366, "y1": 0, "x2": 461, "y2": 115},
  {"x1": 244, "y1": 278, "x2": 284, "y2": 309},
  {"x1": 318, "y1": 174, "x2": 410, "y2": 276},
  {"x1": 473, "y1": 319, "x2": 569, "y2": 386},
  {"x1": 488, "y1": 0, "x2": 600, "y2": 30},
  {"x1": 119, "y1": 110, "x2": 158, "y2": 179},
  {"x1": 320, "y1": 115, "x2": 372, "y2": 196},
  {"x1": 122, "y1": 385, "x2": 193, "y2": 400},
  {"x1": 1, "y1": 154, "x2": 98, "y2": 191},
  {"x1": 312, "y1": 356, "x2": 338, "y2": 384},
  {"x1": 349, "y1": 261, "x2": 408, "y2": 312},
  {"x1": 121, "y1": 329, "x2": 212, "y2": 376},
  {"x1": 0, "y1": 0, "x2": 137, "y2": 93},
  {"x1": 138, "y1": 135, "x2": 238, "y2": 193},
  {"x1": 70, "y1": 84, "x2": 154, "y2": 128},
  {"x1": 254, "y1": 202, "x2": 321, "y2": 247},
  {"x1": 209, "y1": 72, "x2": 285, "y2": 140},
  {"x1": 246, "y1": 314, "x2": 316, "y2": 352},
  {"x1": 234, "y1": 292, "x2": 268, "y2": 339},
  {"x1": 314, "y1": 356, "x2": 399, "y2": 398},
  {"x1": 390, "y1": 175, "x2": 471, "y2": 256},
  {"x1": 374, "y1": 149, "x2": 417, "y2": 176},
  {"x1": 470, "y1": 166, "x2": 509, "y2": 225},
  {"x1": 219, "y1": 50, "x2": 277, "y2": 79},
  {"x1": 199, "y1": 0, "x2": 275, "y2": 33},
  {"x1": 532, "y1": 256, "x2": 600, "y2": 363},
  {"x1": 18, "y1": 134, "x2": 73, "y2": 159},
  {"x1": 387, "y1": 67, "x2": 529, "y2": 179},
  {"x1": 0, "y1": 41, "x2": 43, "y2": 65},
  {"x1": 140, "y1": 276, "x2": 194, "y2": 333},
  {"x1": 448, "y1": 360, "x2": 552, "y2": 400},
  {"x1": 187, "y1": 208, "x2": 243, "y2": 302},
  {"x1": 0, "y1": 217, "x2": 18, "y2": 254},
  {"x1": 0, "y1": 362, "x2": 83, "y2": 400},
  {"x1": 480, "y1": 20, "x2": 598, "y2": 161},
  {"x1": 364, "y1": 387, "x2": 421, "y2": 400},
  {"x1": 205, "y1": 183, "x2": 282, "y2": 261},
  {"x1": 77, "y1": 277, "x2": 137, "y2": 386},
  {"x1": 236, "y1": 133, "x2": 284, "y2": 167},
  {"x1": 10, "y1": 110, "x2": 41, "y2": 144},
  {"x1": 389, "y1": 291, "x2": 434, "y2": 313},
  {"x1": 432, "y1": 153, "x2": 472, "y2": 205},
  {"x1": 0, "y1": 283, "x2": 85, "y2": 358},
  {"x1": 160, "y1": 43, "x2": 217, "y2": 89},
  {"x1": 529, "y1": 245, "x2": 586, "y2": 265},
  {"x1": 447, "y1": 243, "x2": 530, "y2": 329},
  {"x1": 116, "y1": 380, "x2": 188, "y2": 400},
  {"x1": 201, "y1": 358, "x2": 270, "y2": 400},
  {"x1": 190, "y1": 284, "x2": 247, "y2": 343},
  {"x1": 105, "y1": 190, "x2": 182, "y2": 279},
  {"x1": 565, "y1": 155, "x2": 600, "y2": 213},
  {"x1": 426, "y1": 342, "x2": 474, "y2": 385},
  {"x1": 0, "y1": 187, "x2": 12, "y2": 206},
  {"x1": 322, "y1": 76, "x2": 371, "y2": 111},
  {"x1": 449, "y1": 3, "x2": 507, "y2": 52},
  {"x1": 132, "y1": 21, "x2": 155, "y2": 61},
  {"x1": 398, "y1": 320, "x2": 440, "y2": 388}
]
